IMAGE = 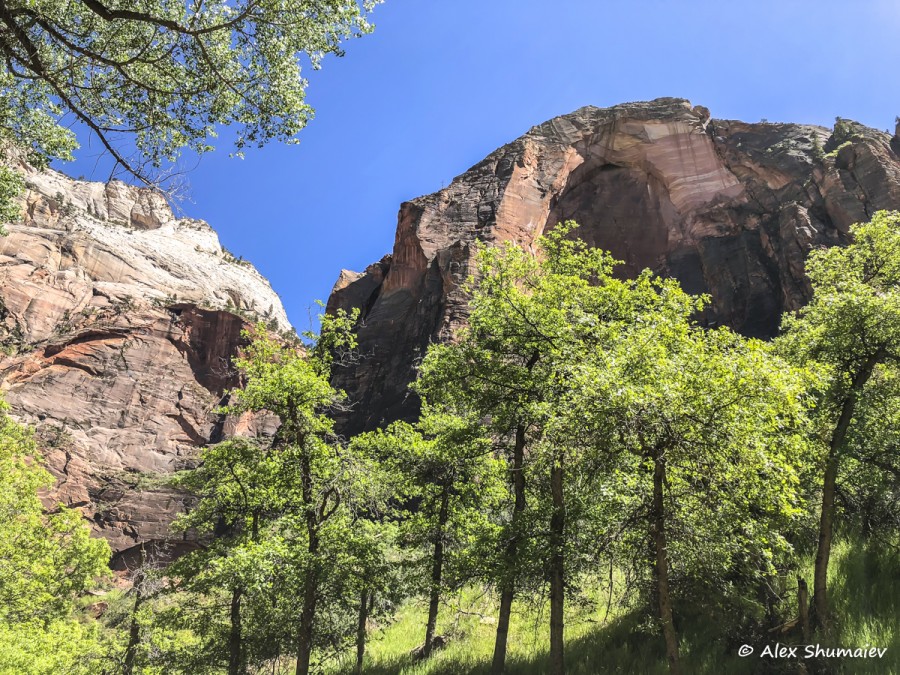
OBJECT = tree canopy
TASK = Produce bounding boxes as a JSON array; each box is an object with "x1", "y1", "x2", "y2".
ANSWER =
[
  {"x1": 2, "y1": 216, "x2": 900, "y2": 673},
  {"x1": 415, "y1": 224, "x2": 813, "y2": 674},
  {"x1": 0, "y1": 0, "x2": 379, "y2": 201},
  {"x1": 778, "y1": 209, "x2": 900, "y2": 628}
]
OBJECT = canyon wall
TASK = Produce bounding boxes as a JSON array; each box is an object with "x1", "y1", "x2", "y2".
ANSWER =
[
  {"x1": 0, "y1": 159, "x2": 287, "y2": 565},
  {"x1": 5, "y1": 98, "x2": 900, "y2": 559},
  {"x1": 328, "y1": 98, "x2": 900, "y2": 433}
]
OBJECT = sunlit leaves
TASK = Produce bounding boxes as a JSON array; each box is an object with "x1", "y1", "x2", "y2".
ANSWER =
[
  {"x1": 779, "y1": 210, "x2": 900, "y2": 535},
  {"x1": 0, "y1": 0, "x2": 380, "y2": 178},
  {"x1": 0, "y1": 396, "x2": 110, "y2": 674}
]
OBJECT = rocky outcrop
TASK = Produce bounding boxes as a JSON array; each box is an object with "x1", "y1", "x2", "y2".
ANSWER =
[
  {"x1": 329, "y1": 98, "x2": 900, "y2": 434},
  {"x1": 2, "y1": 161, "x2": 289, "y2": 346},
  {"x1": 0, "y1": 161, "x2": 287, "y2": 564}
]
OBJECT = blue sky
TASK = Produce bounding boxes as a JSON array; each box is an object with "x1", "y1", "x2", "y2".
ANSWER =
[{"x1": 60, "y1": 0, "x2": 900, "y2": 330}]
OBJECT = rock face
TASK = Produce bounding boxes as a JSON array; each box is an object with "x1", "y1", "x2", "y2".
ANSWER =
[
  {"x1": 0, "y1": 160, "x2": 287, "y2": 564},
  {"x1": 5, "y1": 99, "x2": 900, "y2": 559},
  {"x1": 328, "y1": 98, "x2": 900, "y2": 434}
]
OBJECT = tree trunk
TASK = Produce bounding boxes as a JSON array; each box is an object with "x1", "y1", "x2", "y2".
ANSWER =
[
  {"x1": 355, "y1": 589, "x2": 369, "y2": 675},
  {"x1": 813, "y1": 450, "x2": 838, "y2": 630},
  {"x1": 492, "y1": 422, "x2": 528, "y2": 675},
  {"x1": 652, "y1": 449, "x2": 681, "y2": 675},
  {"x1": 122, "y1": 574, "x2": 144, "y2": 675},
  {"x1": 228, "y1": 587, "x2": 244, "y2": 675},
  {"x1": 296, "y1": 453, "x2": 319, "y2": 675},
  {"x1": 423, "y1": 486, "x2": 450, "y2": 658},
  {"x1": 491, "y1": 591, "x2": 514, "y2": 674},
  {"x1": 295, "y1": 530, "x2": 319, "y2": 674},
  {"x1": 548, "y1": 451, "x2": 565, "y2": 675},
  {"x1": 813, "y1": 353, "x2": 880, "y2": 630},
  {"x1": 798, "y1": 577, "x2": 811, "y2": 645}
]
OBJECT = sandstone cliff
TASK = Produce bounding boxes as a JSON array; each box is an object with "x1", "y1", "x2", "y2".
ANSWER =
[
  {"x1": 328, "y1": 98, "x2": 900, "y2": 434},
  {"x1": 0, "y1": 160, "x2": 288, "y2": 565},
  {"x1": 5, "y1": 98, "x2": 899, "y2": 560}
]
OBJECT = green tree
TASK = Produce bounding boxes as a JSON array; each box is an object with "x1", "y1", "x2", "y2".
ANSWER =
[
  {"x1": 225, "y1": 320, "x2": 342, "y2": 675},
  {"x1": 0, "y1": 0, "x2": 380, "y2": 215},
  {"x1": 583, "y1": 322, "x2": 811, "y2": 674},
  {"x1": 418, "y1": 224, "x2": 813, "y2": 674},
  {"x1": 416, "y1": 224, "x2": 700, "y2": 674},
  {"x1": 214, "y1": 315, "x2": 399, "y2": 675},
  {"x1": 352, "y1": 408, "x2": 503, "y2": 659},
  {"x1": 330, "y1": 517, "x2": 401, "y2": 675},
  {"x1": 0, "y1": 164, "x2": 24, "y2": 231},
  {"x1": 117, "y1": 546, "x2": 169, "y2": 675},
  {"x1": 0, "y1": 396, "x2": 111, "y2": 674},
  {"x1": 840, "y1": 367, "x2": 900, "y2": 536},
  {"x1": 779, "y1": 210, "x2": 900, "y2": 629},
  {"x1": 414, "y1": 230, "x2": 582, "y2": 675},
  {"x1": 167, "y1": 437, "x2": 287, "y2": 675},
  {"x1": 135, "y1": 315, "x2": 396, "y2": 675}
]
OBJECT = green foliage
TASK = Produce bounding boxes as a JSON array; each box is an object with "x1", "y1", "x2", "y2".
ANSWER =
[
  {"x1": 0, "y1": 396, "x2": 111, "y2": 674},
  {"x1": 778, "y1": 210, "x2": 900, "y2": 626},
  {"x1": 3, "y1": 217, "x2": 898, "y2": 673},
  {"x1": 225, "y1": 321, "x2": 344, "y2": 423},
  {"x1": 0, "y1": 164, "x2": 23, "y2": 232},
  {"x1": 592, "y1": 324, "x2": 813, "y2": 616},
  {"x1": 841, "y1": 366, "x2": 900, "y2": 534},
  {"x1": 831, "y1": 117, "x2": 857, "y2": 146},
  {"x1": 416, "y1": 224, "x2": 674, "y2": 592},
  {"x1": 778, "y1": 210, "x2": 900, "y2": 526},
  {"x1": 324, "y1": 536, "x2": 898, "y2": 674},
  {"x1": 139, "y1": 317, "x2": 399, "y2": 673},
  {"x1": 415, "y1": 222, "x2": 814, "y2": 670},
  {"x1": 351, "y1": 408, "x2": 505, "y2": 650},
  {"x1": 0, "y1": 619, "x2": 109, "y2": 675},
  {"x1": 0, "y1": 0, "x2": 380, "y2": 183},
  {"x1": 780, "y1": 210, "x2": 900, "y2": 378},
  {"x1": 811, "y1": 132, "x2": 824, "y2": 161},
  {"x1": 0, "y1": 0, "x2": 381, "y2": 218},
  {"x1": 0, "y1": 400, "x2": 110, "y2": 622}
]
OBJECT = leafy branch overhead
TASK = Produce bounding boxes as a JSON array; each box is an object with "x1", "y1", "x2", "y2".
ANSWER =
[{"x1": 0, "y1": 0, "x2": 380, "y2": 186}]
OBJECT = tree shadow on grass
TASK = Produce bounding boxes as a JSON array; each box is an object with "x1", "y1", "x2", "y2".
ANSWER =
[
  {"x1": 357, "y1": 611, "x2": 672, "y2": 675},
  {"x1": 827, "y1": 540, "x2": 900, "y2": 675},
  {"x1": 356, "y1": 609, "x2": 770, "y2": 675},
  {"x1": 355, "y1": 653, "x2": 416, "y2": 675},
  {"x1": 356, "y1": 540, "x2": 900, "y2": 674}
]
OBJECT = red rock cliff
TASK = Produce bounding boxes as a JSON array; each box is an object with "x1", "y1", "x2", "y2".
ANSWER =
[
  {"x1": 0, "y1": 160, "x2": 288, "y2": 565},
  {"x1": 328, "y1": 98, "x2": 900, "y2": 433}
]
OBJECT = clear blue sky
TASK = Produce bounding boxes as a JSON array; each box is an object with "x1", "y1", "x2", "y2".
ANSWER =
[{"x1": 60, "y1": 0, "x2": 900, "y2": 330}]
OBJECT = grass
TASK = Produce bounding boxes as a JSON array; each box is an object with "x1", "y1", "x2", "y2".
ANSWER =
[
  {"x1": 326, "y1": 538, "x2": 900, "y2": 675},
  {"x1": 827, "y1": 539, "x2": 900, "y2": 674},
  {"x1": 326, "y1": 586, "x2": 753, "y2": 675}
]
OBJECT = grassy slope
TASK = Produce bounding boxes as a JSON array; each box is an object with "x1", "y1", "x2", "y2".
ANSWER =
[
  {"x1": 331, "y1": 540, "x2": 900, "y2": 675},
  {"x1": 827, "y1": 541, "x2": 900, "y2": 674}
]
